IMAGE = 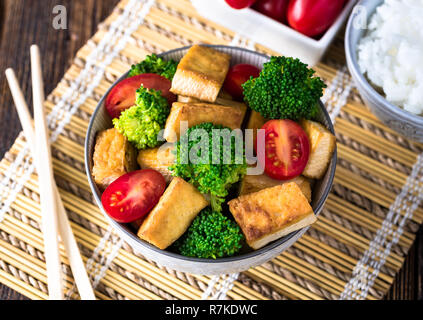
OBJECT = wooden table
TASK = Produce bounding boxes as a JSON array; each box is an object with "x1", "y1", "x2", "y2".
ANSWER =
[{"x1": 0, "y1": 0, "x2": 422, "y2": 300}]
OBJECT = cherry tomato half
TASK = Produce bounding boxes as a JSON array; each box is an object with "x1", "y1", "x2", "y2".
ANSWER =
[
  {"x1": 225, "y1": 0, "x2": 257, "y2": 9},
  {"x1": 287, "y1": 0, "x2": 346, "y2": 37},
  {"x1": 252, "y1": 0, "x2": 290, "y2": 24},
  {"x1": 224, "y1": 64, "x2": 261, "y2": 101},
  {"x1": 257, "y1": 120, "x2": 310, "y2": 180},
  {"x1": 105, "y1": 73, "x2": 176, "y2": 119},
  {"x1": 101, "y1": 169, "x2": 166, "y2": 223}
]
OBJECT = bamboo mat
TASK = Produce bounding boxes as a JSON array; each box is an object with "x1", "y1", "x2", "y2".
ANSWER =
[{"x1": 0, "y1": 0, "x2": 422, "y2": 300}]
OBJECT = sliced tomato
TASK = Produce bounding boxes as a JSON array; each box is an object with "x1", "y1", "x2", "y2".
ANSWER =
[
  {"x1": 257, "y1": 120, "x2": 310, "y2": 180},
  {"x1": 105, "y1": 73, "x2": 176, "y2": 119},
  {"x1": 224, "y1": 64, "x2": 261, "y2": 101},
  {"x1": 101, "y1": 169, "x2": 166, "y2": 223}
]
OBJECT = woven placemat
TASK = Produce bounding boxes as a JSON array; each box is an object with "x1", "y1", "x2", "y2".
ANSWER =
[{"x1": 1, "y1": 0, "x2": 422, "y2": 300}]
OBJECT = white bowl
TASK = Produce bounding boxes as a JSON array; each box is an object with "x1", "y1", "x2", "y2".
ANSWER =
[
  {"x1": 85, "y1": 45, "x2": 336, "y2": 275},
  {"x1": 345, "y1": 0, "x2": 423, "y2": 141},
  {"x1": 191, "y1": 0, "x2": 357, "y2": 66}
]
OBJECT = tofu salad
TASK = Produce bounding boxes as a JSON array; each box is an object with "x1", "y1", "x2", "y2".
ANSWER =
[{"x1": 92, "y1": 45, "x2": 336, "y2": 259}]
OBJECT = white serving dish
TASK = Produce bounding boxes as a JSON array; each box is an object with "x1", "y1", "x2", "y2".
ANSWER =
[
  {"x1": 191, "y1": 0, "x2": 357, "y2": 66},
  {"x1": 85, "y1": 45, "x2": 336, "y2": 275}
]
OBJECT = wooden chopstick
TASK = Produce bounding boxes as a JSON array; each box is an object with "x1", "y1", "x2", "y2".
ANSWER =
[
  {"x1": 29, "y1": 45, "x2": 64, "y2": 300},
  {"x1": 5, "y1": 64, "x2": 95, "y2": 299}
]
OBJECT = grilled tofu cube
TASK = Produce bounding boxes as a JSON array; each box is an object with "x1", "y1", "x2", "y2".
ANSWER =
[
  {"x1": 301, "y1": 119, "x2": 336, "y2": 179},
  {"x1": 217, "y1": 89, "x2": 233, "y2": 100},
  {"x1": 170, "y1": 45, "x2": 231, "y2": 102},
  {"x1": 92, "y1": 128, "x2": 137, "y2": 189},
  {"x1": 239, "y1": 174, "x2": 312, "y2": 202},
  {"x1": 137, "y1": 146, "x2": 175, "y2": 183},
  {"x1": 178, "y1": 88, "x2": 233, "y2": 103},
  {"x1": 246, "y1": 111, "x2": 267, "y2": 149},
  {"x1": 137, "y1": 177, "x2": 209, "y2": 249},
  {"x1": 163, "y1": 102, "x2": 247, "y2": 142},
  {"x1": 178, "y1": 95, "x2": 246, "y2": 109},
  {"x1": 177, "y1": 95, "x2": 201, "y2": 104},
  {"x1": 214, "y1": 97, "x2": 247, "y2": 109},
  {"x1": 228, "y1": 182, "x2": 316, "y2": 250}
]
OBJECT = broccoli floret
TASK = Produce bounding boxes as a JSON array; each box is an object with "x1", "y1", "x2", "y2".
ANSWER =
[
  {"x1": 242, "y1": 56, "x2": 326, "y2": 120},
  {"x1": 175, "y1": 207, "x2": 244, "y2": 259},
  {"x1": 128, "y1": 54, "x2": 178, "y2": 80},
  {"x1": 169, "y1": 123, "x2": 247, "y2": 212},
  {"x1": 113, "y1": 86, "x2": 169, "y2": 149}
]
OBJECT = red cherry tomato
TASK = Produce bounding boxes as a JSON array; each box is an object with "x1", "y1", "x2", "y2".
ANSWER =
[
  {"x1": 105, "y1": 73, "x2": 176, "y2": 119},
  {"x1": 252, "y1": 0, "x2": 290, "y2": 23},
  {"x1": 101, "y1": 169, "x2": 166, "y2": 223},
  {"x1": 257, "y1": 120, "x2": 310, "y2": 180},
  {"x1": 225, "y1": 0, "x2": 257, "y2": 9},
  {"x1": 287, "y1": 0, "x2": 346, "y2": 37},
  {"x1": 224, "y1": 64, "x2": 261, "y2": 101}
]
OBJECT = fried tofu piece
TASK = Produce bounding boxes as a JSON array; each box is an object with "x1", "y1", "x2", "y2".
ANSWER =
[
  {"x1": 239, "y1": 174, "x2": 312, "y2": 202},
  {"x1": 163, "y1": 102, "x2": 247, "y2": 142},
  {"x1": 178, "y1": 95, "x2": 246, "y2": 109},
  {"x1": 217, "y1": 89, "x2": 233, "y2": 100},
  {"x1": 137, "y1": 146, "x2": 175, "y2": 183},
  {"x1": 301, "y1": 119, "x2": 336, "y2": 179},
  {"x1": 246, "y1": 111, "x2": 267, "y2": 149},
  {"x1": 214, "y1": 98, "x2": 247, "y2": 109},
  {"x1": 138, "y1": 177, "x2": 209, "y2": 249},
  {"x1": 170, "y1": 45, "x2": 231, "y2": 102},
  {"x1": 92, "y1": 128, "x2": 137, "y2": 189},
  {"x1": 177, "y1": 95, "x2": 201, "y2": 104},
  {"x1": 247, "y1": 111, "x2": 267, "y2": 130},
  {"x1": 228, "y1": 182, "x2": 316, "y2": 249}
]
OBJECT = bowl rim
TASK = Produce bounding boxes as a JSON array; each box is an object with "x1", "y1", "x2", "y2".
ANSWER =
[
  {"x1": 84, "y1": 44, "x2": 337, "y2": 265},
  {"x1": 345, "y1": 0, "x2": 423, "y2": 124}
]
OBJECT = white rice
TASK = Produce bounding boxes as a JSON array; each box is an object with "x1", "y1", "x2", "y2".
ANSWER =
[{"x1": 357, "y1": 0, "x2": 423, "y2": 115}]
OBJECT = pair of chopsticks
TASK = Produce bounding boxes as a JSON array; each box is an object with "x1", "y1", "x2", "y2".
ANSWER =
[{"x1": 5, "y1": 45, "x2": 95, "y2": 300}]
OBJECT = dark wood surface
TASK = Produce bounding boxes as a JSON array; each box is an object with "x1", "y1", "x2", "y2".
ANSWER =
[
  {"x1": 0, "y1": 0, "x2": 120, "y2": 300},
  {"x1": 0, "y1": 0, "x2": 422, "y2": 300}
]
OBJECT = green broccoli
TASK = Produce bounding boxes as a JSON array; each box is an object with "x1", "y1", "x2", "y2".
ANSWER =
[
  {"x1": 128, "y1": 53, "x2": 178, "y2": 80},
  {"x1": 169, "y1": 123, "x2": 247, "y2": 212},
  {"x1": 175, "y1": 207, "x2": 244, "y2": 259},
  {"x1": 242, "y1": 56, "x2": 326, "y2": 120},
  {"x1": 113, "y1": 85, "x2": 169, "y2": 149}
]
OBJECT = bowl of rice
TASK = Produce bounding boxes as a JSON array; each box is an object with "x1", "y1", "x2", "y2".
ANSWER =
[{"x1": 345, "y1": 0, "x2": 423, "y2": 142}]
